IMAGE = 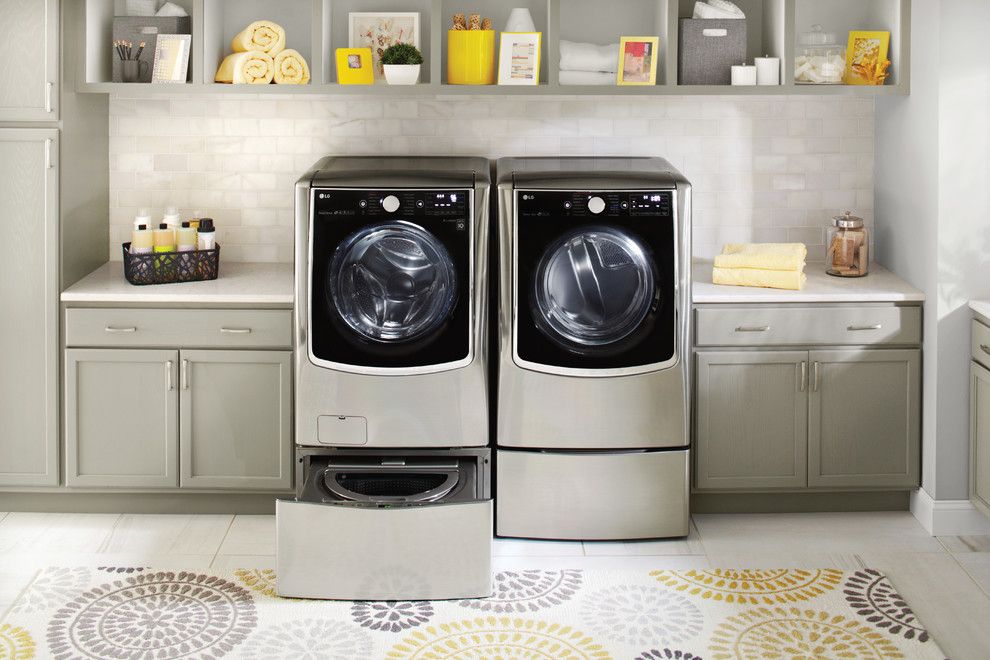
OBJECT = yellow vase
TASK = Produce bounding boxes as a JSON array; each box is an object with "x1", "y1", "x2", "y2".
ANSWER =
[{"x1": 447, "y1": 30, "x2": 496, "y2": 85}]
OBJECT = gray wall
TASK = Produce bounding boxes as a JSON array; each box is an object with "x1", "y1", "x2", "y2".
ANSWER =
[{"x1": 877, "y1": 0, "x2": 990, "y2": 501}]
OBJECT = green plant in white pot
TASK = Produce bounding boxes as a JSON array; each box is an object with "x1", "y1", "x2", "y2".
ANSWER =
[{"x1": 381, "y1": 43, "x2": 423, "y2": 85}]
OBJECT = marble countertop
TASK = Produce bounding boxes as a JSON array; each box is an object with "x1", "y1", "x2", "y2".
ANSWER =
[
  {"x1": 693, "y1": 260, "x2": 925, "y2": 304},
  {"x1": 61, "y1": 262, "x2": 294, "y2": 306}
]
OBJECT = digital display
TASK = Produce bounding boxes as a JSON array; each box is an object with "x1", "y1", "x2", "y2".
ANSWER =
[{"x1": 517, "y1": 191, "x2": 673, "y2": 218}]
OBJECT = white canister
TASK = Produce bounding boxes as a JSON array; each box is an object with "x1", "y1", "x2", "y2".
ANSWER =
[
  {"x1": 504, "y1": 8, "x2": 536, "y2": 32},
  {"x1": 730, "y1": 64, "x2": 757, "y2": 86},
  {"x1": 755, "y1": 56, "x2": 780, "y2": 85}
]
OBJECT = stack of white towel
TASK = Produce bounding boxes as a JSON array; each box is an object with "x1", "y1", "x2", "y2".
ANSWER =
[{"x1": 558, "y1": 40, "x2": 620, "y2": 85}]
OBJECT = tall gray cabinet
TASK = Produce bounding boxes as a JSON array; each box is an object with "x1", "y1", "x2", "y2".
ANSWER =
[{"x1": 0, "y1": 130, "x2": 59, "y2": 486}]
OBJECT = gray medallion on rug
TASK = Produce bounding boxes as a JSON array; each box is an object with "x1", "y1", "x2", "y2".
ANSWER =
[
  {"x1": 458, "y1": 569, "x2": 583, "y2": 613},
  {"x1": 351, "y1": 600, "x2": 434, "y2": 632},
  {"x1": 844, "y1": 568, "x2": 930, "y2": 642},
  {"x1": 46, "y1": 571, "x2": 256, "y2": 659}
]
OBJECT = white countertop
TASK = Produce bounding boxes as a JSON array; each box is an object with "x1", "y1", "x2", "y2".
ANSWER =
[
  {"x1": 693, "y1": 260, "x2": 925, "y2": 304},
  {"x1": 61, "y1": 262, "x2": 294, "y2": 305},
  {"x1": 970, "y1": 301, "x2": 990, "y2": 322}
]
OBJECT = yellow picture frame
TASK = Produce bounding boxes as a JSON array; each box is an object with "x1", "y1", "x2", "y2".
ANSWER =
[
  {"x1": 844, "y1": 31, "x2": 891, "y2": 85},
  {"x1": 335, "y1": 47, "x2": 375, "y2": 85},
  {"x1": 617, "y1": 37, "x2": 659, "y2": 86}
]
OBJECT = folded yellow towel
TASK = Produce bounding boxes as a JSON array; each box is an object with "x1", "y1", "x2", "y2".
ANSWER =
[
  {"x1": 231, "y1": 20, "x2": 285, "y2": 56},
  {"x1": 714, "y1": 243, "x2": 808, "y2": 271},
  {"x1": 712, "y1": 267, "x2": 807, "y2": 291},
  {"x1": 273, "y1": 49, "x2": 310, "y2": 84},
  {"x1": 215, "y1": 51, "x2": 275, "y2": 84}
]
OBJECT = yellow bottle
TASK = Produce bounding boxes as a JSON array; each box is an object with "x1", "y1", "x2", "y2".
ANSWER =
[
  {"x1": 130, "y1": 224, "x2": 153, "y2": 255},
  {"x1": 153, "y1": 223, "x2": 175, "y2": 252}
]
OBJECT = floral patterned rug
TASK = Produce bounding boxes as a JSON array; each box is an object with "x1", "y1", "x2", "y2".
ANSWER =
[{"x1": 0, "y1": 567, "x2": 945, "y2": 659}]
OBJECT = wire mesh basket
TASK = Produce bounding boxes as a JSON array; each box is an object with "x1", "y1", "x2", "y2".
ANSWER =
[{"x1": 122, "y1": 242, "x2": 220, "y2": 285}]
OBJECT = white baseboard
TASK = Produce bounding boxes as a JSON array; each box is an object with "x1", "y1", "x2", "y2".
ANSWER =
[{"x1": 910, "y1": 488, "x2": 990, "y2": 536}]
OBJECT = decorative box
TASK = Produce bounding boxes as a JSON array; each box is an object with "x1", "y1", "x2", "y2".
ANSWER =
[
  {"x1": 111, "y1": 16, "x2": 191, "y2": 83},
  {"x1": 678, "y1": 18, "x2": 747, "y2": 85}
]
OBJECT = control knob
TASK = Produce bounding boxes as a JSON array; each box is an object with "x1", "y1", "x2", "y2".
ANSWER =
[
  {"x1": 382, "y1": 195, "x2": 400, "y2": 213},
  {"x1": 588, "y1": 196, "x2": 606, "y2": 215}
]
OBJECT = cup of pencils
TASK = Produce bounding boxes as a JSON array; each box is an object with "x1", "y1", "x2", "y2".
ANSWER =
[{"x1": 115, "y1": 40, "x2": 148, "y2": 82}]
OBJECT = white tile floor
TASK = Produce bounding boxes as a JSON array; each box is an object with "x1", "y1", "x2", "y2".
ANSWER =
[{"x1": 1, "y1": 511, "x2": 989, "y2": 658}]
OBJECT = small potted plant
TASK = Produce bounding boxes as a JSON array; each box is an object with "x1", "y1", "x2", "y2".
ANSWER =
[{"x1": 381, "y1": 43, "x2": 423, "y2": 85}]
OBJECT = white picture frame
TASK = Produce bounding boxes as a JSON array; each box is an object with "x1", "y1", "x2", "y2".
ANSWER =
[
  {"x1": 151, "y1": 33, "x2": 191, "y2": 83},
  {"x1": 348, "y1": 12, "x2": 421, "y2": 81},
  {"x1": 497, "y1": 32, "x2": 542, "y2": 86}
]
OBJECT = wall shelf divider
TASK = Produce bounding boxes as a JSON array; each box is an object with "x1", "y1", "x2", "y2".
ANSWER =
[{"x1": 78, "y1": 0, "x2": 910, "y2": 96}]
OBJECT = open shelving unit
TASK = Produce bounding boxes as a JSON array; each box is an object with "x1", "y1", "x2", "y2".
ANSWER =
[{"x1": 77, "y1": 0, "x2": 909, "y2": 95}]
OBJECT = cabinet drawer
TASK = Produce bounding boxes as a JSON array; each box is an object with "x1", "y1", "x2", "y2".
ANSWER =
[
  {"x1": 972, "y1": 320, "x2": 990, "y2": 369},
  {"x1": 696, "y1": 306, "x2": 921, "y2": 347},
  {"x1": 65, "y1": 308, "x2": 292, "y2": 348}
]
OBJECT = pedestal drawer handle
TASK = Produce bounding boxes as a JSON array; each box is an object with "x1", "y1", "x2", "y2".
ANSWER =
[
  {"x1": 105, "y1": 326, "x2": 137, "y2": 333},
  {"x1": 220, "y1": 327, "x2": 252, "y2": 334},
  {"x1": 735, "y1": 326, "x2": 770, "y2": 333},
  {"x1": 848, "y1": 324, "x2": 883, "y2": 331},
  {"x1": 981, "y1": 344, "x2": 990, "y2": 356}
]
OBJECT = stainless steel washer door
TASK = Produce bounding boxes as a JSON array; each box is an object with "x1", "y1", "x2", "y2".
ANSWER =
[
  {"x1": 533, "y1": 227, "x2": 655, "y2": 349},
  {"x1": 328, "y1": 222, "x2": 457, "y2": 343}
]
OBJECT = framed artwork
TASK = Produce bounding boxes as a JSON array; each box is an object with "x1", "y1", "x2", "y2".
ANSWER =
[
  {"x1": 151, "y1": 34, "x2": 191, "y2": 83},
  {"x1": 348, "y1": 12, "x2": 420, "y2": 81},
  {"x1": 617, "y1": 37, "x2": 658, "y2": 85},
  {"x1": 845, "y1": 31, "x2": 891, "y2": 85},
  {"x1": 335, "y1": 48, "x2": 375, "y2": 85},
  {"x1": 497, "y1": 32, "x2": 542, "y2": 86}
]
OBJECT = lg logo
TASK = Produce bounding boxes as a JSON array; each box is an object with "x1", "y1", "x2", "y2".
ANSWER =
[{"x1": 318, "y1": 193, "x2": 330, "y2": 200}]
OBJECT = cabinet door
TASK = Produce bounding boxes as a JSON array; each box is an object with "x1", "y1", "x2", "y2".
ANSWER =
[
  {"x1": 65, "y1": 349, "x2": 179, "y2": 488},
  {"x1": 0, "y1": 130, "x2": 58, "y2": 486},
  {"x1": 971, "y1": 362, "x2": 990, "y2": 517},
  {"x1": 179, "y1": 350, "x2": 292, "y2": 490},
  {"x1": 808, "y1": 349, "x2": 920, "y2": 488},
  {"x1": 0, "y1": 0, "x2": 57, "y2": 120},
  {"x1": 696, "y1": 351, "x2": 809, "y2": 490}
]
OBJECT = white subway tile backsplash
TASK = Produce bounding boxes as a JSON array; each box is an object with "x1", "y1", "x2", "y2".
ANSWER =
[{"x1": 107, "y1": 93, "x2": 874, "y2": 263}]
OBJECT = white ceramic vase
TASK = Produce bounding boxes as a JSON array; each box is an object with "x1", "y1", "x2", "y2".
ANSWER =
[
  {"x1": 383, "y1": 64, "x2": 421, "y2": 85},
  {"x1": 504, "y1": 8, "x2": 536, "y2": 32}
]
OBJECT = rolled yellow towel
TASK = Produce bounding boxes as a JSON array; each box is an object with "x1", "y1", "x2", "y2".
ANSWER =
[
  {"x1": 273, "y1": 49, "x2": 310, "y2": 84},
  {"x1": 215, "y1": 51, "x2": 275, "y2": 84},
  {"x1": 714, "y1": 243, "x2": 808, "y2": 271},
  {"x1": 231, "y1": 20, "x2": 285, "y2": 56},
  {"x1": 712, "y1": 267, "x2": 807, "y2": 291}
]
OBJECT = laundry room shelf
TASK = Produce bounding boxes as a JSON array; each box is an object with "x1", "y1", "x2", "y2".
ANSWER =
[{"x1": 76, "y1": 0, "x2": 910, "y2": 96}]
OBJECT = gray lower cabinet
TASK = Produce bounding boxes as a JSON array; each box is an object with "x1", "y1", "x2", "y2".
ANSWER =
[
  {"x1": 0, "y1": 129, "x2": 59, "y2": 486},
  {"x1": 971, "y1": 362, "x2": 990, "y2": 516},
  {"x1": 696, "y1": 351, "x2": 808, "y2": 490},
  {"x1": 180, "y1": 350, "x2": 292, "y2": 489},
  {"x1": 808, "y1": 349, "x2": 920, "y2": 488},
  {"x1": 65, "y1": 349, "x2": 179, "y2": 488}
]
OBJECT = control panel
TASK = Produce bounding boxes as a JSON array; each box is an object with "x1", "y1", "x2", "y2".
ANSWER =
[
  {"x1": 517, "y1": 191, "x2": 674, "y2": 219},
  {"x1": 314, "y1": 189, "x2": 470, "y2": 220}
]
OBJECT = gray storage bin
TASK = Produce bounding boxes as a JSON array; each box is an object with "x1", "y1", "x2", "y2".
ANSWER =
[
  {"x1": 111, "y1": 16, "x2": 191, "y2": 83},
  {"x1": 678, "y1": 18, "x2": 746, "y2": 85}
]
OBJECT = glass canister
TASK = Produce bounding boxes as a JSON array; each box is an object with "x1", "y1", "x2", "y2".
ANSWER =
[
  {"x1": 827, "y1": 212, "x2": 869, "y2": 277},
  {"x1": 795, "y1": 24, "x2": 845, "y2": 84}
]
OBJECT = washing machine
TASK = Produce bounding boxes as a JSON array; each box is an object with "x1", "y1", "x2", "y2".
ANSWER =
[
  {"x1": 495, "y1": 157, "x2": 691, "y2": 540},
  {"x1": 278, "y1": 157, "x2": 492, "y2": 600}
]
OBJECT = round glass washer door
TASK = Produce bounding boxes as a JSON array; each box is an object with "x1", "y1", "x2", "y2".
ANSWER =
[
  {"x1": 327, "y1": 221, "x2": 458, "y2": 343},
  {"x1": 533, "y1": 227, "x2": 656, "y2": 349}
]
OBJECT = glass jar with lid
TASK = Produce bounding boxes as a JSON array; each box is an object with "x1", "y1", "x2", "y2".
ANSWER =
[
  {"x1": 795, "y1": 24, "x2": 845, "y2": 84},
  {"x1": 827, "y1": 212, "x2": 869, "y2": 277}
]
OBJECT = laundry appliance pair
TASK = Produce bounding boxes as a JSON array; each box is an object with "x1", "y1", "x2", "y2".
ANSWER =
[{"x1": 278, "y1": 156, "x2": 691, "y2": 601}]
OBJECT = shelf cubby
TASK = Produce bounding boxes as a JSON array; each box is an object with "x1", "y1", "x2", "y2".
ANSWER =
[{"x1": 76, "y1": 0, "x2": 910, "y2": 96}]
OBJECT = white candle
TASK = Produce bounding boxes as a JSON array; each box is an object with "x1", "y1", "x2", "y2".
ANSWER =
[
  {"x1": 755, "y1": 56, "x2": 780, "y2": 85},
  {"x1": 730, "y1": 64, "x2": 757, "y2": 86}
]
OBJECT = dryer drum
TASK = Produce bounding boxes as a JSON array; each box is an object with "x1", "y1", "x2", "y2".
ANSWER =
[
  {"x1": 327, "y1": 221, "x2": 458, "y2": 344},
  {"x1": 322, "y1": 464, "x2": 461, "y2": 503},
  {"x1": 533, "y1": 226, "x2": 658, "y2": 349}
]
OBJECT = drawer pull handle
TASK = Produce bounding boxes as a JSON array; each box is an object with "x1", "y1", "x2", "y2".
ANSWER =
[
  {"x1": 800, "y1": 361, "x2": 808, "y2": 392},
  {"x1": 812, "y1": 361, "x2": 821, "y2": 392},
  {"x1": 105, "y1": 326, "x2": 137, "y2": 333},
  {"x1": 735, "y1": 326, "x2": 770, "y2": 333},
  {"x1": 166, "y1": 360, "x2": 174, "y2": 391},
  {"x1": 220, "y1": 327, "x2": 252, "y2": 334},
  {"x1": 848, "y1": 324, "x2": 883, "y2": 331},
  {"x1": 181, "y1": 359, "x2": 189, "y2": 390},
  {"x1": 981, "y1": 344, "x2": 990, "y2": 356}
]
